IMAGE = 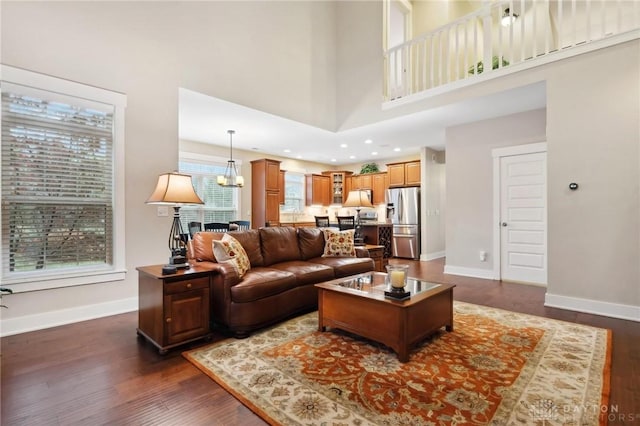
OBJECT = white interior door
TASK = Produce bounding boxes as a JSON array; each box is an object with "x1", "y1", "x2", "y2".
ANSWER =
[{"x1": 499, "y1": 151, "x2": 547, "y2": 285}]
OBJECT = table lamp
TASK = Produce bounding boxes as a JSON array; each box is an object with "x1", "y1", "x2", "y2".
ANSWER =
[
  {"x1": 343, "y1": 189, "x2": 373, "y2": 245},
  {"x1": 146, "y1": 172, "x2": 204, "y2": 268}
]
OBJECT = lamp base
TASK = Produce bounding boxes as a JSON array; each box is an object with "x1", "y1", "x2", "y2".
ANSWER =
[{"x1": 169, "y1": 250, "x2": 189, "y2": 269}]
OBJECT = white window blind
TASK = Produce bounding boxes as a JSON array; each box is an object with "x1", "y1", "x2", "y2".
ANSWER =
[
  {"x1": 1, "y1": 66, "x2": 126, "y2": 290},
  {"x1": 179, "y1": 156, "x2": 240, "y2": 228},
  {"x1": 281, "y1": 172, "x2": 305, "y2": 212}
]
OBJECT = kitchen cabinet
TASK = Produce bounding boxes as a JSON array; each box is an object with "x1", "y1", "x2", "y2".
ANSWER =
[
  {"x1": 279, "y1": 170, "x2": 286, "y2": 205},
  {"x1": 279, "y1": 222, "x2": 316, "y2": 228},
  {"x1": 361, "y1": 223, "x2": 393, "y2": 259},
  {"x1": 305, "y1": 174, "x2": 331, "y2": 206},
  {"x1": 387, "y1": 160, "x2": 421, "y2": 187},
  {"x1": 322, "y1": 171, "x2": 353, "y2": 204},
  {"x1": 251, "y1": 158, "x2": 282, "y2": 228},
  {"x1": 351, "y1": 173, "x2": 372, "y2": 190},
  {"x1": 371, "y1": 172, "x2": 388, "y2": 205},
  {"x1": 137, "y1": 265, "x2": 211, "y2": 354}
]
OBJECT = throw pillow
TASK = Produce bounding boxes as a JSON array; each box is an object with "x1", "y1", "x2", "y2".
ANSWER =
[
  {"x1": 321, "y1": 228, "x2": 356, "y2": 257},
  {"x1": 212, "y1": 234, "x2": 251, "y2": 278}
]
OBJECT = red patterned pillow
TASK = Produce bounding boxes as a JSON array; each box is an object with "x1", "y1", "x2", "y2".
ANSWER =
[
  {"x1": 212, "y1": 234, "x2": 251, "y2": 278},
  {"x1": 321, "y1": 228, "x2": 356, "y2": 257}
]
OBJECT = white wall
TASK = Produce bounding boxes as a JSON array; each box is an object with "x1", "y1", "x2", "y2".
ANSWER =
[
  {"x1": 442, "y1": 41, "x2": 639, "y2": 319},
  {"x1": 445, "y1": 108, "x2": 547, "y2": 275},
  {"x1": 544, "y1": 40, "x2": 640, "y2": 318},
  {"x1": 421, "y1": 147, "x2": 446, "y2": 260},
  {"x1": 0, "y1": 1, "x2": 338, "y2": 334}
]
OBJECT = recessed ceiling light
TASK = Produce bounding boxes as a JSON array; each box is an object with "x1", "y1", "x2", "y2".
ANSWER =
[
  {"x1": 340, "y1": 143, "x2": 348, "y2": 148},
  {"x1": 371, "y1": 151, "x2": 378, "y2": 155},
  {"x1": 283, "y1": 149, "x2": 291, "y2": 153},
  {"x1": 330, "y1": 158, "x2": 337, "y2": 162},
  {"x1": 349, "y1": 155, "x2": 356, "y2": 159},
  {"x1": 394, "y1": 147, "x2": 401, "y2": 152},
  {"x1": 296, "y1": 155, "x2": 302, "y2": 159},
  {"x1": 364, "y1": 139, "x2": 372, "y2": 144}
]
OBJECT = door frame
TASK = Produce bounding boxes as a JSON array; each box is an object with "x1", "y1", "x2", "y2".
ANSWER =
[{"x1": 491, "y1": 141, "x2": 547, "y2": 281}]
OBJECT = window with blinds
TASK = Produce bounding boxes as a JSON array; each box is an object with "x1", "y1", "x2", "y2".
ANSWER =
[
  {"x1": 1, "y1": 66, "x2": 126, "y2": 290},
  {"x1": 281, "y1": 172, "x2": 305, "y2": 212},
  {"x1": 179, "y1": 157, "x2": 240, "y2": 228}
]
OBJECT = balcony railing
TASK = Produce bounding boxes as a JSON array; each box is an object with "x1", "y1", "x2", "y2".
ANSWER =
[{"x1": 383, "y1": 0, "x2": 640, "y2": 104}]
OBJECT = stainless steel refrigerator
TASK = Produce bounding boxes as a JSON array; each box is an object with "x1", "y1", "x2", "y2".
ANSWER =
[{"x1": 386, "y1": 187, "x2": 420, "y2": 259}]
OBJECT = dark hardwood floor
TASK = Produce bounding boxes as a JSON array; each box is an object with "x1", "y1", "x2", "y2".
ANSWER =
[{"x1": 2, "y1": 258, "x2": 638, "y2": 425}]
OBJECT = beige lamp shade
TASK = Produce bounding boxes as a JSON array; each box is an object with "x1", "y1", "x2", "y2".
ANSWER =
[
  {"x1": 146, "y1": 172, "x2": 204, "y2": 205},
  {"x1": 343, "y1": 190, "x2": 373, "y2": 208}
]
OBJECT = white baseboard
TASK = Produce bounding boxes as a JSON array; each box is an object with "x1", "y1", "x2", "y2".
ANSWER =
[
  {"x1": 421, "y1": 251, "x2": 446, "y2": 261},
  {"x1": 545, "y1": 293, "x2": 640, "y2": 322},
  {"x1": 443, "y1": 265, "x2": 495, "y2": 280},
  {"x1": 0, "y1": 297, "x2": 138, "y2": 337}
]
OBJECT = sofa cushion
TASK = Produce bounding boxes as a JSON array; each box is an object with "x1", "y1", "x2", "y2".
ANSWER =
[
  {"x1": 270, "y1": 260, "x2": 335, "y2": 286},
  {"x1": 260, "y1": 226, "x2": 302, "y2": 266},
  {"x1": 228, "y1": 229, "x2": 264, "y2": 267},
  {"x1": 213, "y1": 234, "x2": 251, "y2": 278},
  {"x1": 191, "y1": 231, "x2": 224, "y2": 262},
  {"x1": 309, "y1": 256, "x2": 375, "y2": 278},
  {"x1": 230, "y1": 267, "x2": 297, "y2": 303},
  {"x1": 322, "y1": 228, "x2": 356, "y2": 257},
  {"x1": 298, "y1": 227, "x2": 326, "y2": 260}
]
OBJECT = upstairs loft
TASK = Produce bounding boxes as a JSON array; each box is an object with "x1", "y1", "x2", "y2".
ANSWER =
[{"x1": 383, "y1": 0, "x2": 640, "y2": 107}]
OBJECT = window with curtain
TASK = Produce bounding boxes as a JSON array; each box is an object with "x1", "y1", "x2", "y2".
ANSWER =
[
  {"x1": 280, "y1": 172, "x2": 305, "y2": 212},
  {"x1": 1, "y1": 66, "x2": 126, "y2": 290},
  {"x1": 179, "y1": 155, "x2": 240, "y2": 228}
]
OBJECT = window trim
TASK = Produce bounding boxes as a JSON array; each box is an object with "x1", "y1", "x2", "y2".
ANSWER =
[{"x1": 0, "y1": 65, "x2": 127, "y2": 292}]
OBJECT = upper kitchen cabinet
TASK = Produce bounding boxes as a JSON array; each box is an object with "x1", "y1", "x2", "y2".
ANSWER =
[
  {"x1": 351, "y1": 173, "x2": 372, "y2": 190},
  {"x1": 305, "y1": 173, "x2": 331, "y2": 206},
  {"x1": 387, "y1": 160, "x2": 421, "y2": 187},
  {"x1": 322, "y1": 171, "x2": 353, "y2": 205},
  {"x1": 251, "y1": 158, "x2": 282, "y2": 228},
  {"x1": 371, "y1": 172, "x2": 388, "y2": 204},
  {"x1": 279, "y1": 170, "x2": 286, "y2": 205}
]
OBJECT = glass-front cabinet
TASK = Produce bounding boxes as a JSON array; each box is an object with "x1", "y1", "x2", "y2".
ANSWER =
[{"x1": 322, "y1": 171, "x2": 353, "y2": 205}]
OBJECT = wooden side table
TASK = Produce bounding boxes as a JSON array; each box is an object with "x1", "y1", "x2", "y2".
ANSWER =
[
  {"x1": 365, "y1": 244, "x2": 388, "y2": 272},
  {"x1": 136, "y1": 265, "x2": 212, "y2": 354}
]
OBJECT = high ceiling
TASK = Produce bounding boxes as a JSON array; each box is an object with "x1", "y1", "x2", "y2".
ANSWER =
[{"x1": 178, "y1": 81, "x2": 546, "y2": 166}]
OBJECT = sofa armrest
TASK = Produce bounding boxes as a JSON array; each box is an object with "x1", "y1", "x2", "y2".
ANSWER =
[
  {"x1": 355, "y1": 246, "x2": 370, "y2": 258},
  {"x1": 209, "y1": 261, "x2": 241, "y2": 326}
]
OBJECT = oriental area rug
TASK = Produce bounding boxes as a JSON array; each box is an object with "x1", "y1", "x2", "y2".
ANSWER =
[{"x1": 184, "y1": 302, "x2": 611, "y2": 426}]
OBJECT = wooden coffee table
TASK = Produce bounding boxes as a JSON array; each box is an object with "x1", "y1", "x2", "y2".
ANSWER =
[{"x1": 316, "y1": 272, "x2": 455, "y2": 362}]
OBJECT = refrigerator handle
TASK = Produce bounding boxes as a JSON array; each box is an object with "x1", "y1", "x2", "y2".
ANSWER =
[{"x1": 398, "y1": 191, "x2": 403, "y2": 221}]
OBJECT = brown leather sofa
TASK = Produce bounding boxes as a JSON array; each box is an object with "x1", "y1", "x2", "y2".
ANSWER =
[{"x1": 187, "y1": 226, "x2": 375, "y2": 337}]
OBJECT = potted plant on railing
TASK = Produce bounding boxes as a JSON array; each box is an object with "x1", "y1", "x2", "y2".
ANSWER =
[{"x1": 468, "y1": 56, "x2": 510, "y2": 74}]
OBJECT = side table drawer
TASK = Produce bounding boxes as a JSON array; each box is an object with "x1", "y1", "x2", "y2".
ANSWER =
[{"x1": 164, "y1": 276, "x2": 209, "y2": 295}]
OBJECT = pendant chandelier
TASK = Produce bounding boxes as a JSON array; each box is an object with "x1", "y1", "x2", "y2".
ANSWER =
[{"x1": 217, "y1": 129, "x2": 244, "y2": 187}]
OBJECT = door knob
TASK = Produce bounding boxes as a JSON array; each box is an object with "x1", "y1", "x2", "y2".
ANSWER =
[{"x1": 501, "y1": 222, "x2": 508, "y2": 227}]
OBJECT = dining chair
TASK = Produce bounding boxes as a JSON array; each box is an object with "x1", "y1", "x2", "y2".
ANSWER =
[
  {"x1": 229, "y1": 220, "x2": 251, "y2": 231},
  {"x1": 336, "y1": 216, "x2": 356, "y2": 231},
  {"x1": 188, "y1": 221, "x2": 202, "y2": 238},
  {"x1": 315, "y1": 216, "x2": 330, "y2": 227},
  {"x1": 204, "y1": 222, "x2": 229, "y2": 232}
]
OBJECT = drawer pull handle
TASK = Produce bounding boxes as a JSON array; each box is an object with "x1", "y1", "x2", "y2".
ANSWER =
[
  {"x1": 186, "y1": 283, "x2": 192, "y2": 288},
  {"x1": 166, "y1": 317, "x2": 172, "y2": 323}
]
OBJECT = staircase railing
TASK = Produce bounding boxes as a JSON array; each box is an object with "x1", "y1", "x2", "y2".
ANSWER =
[{"x1": 383, "y1": 0, "x2": 640, "y2": 103}]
